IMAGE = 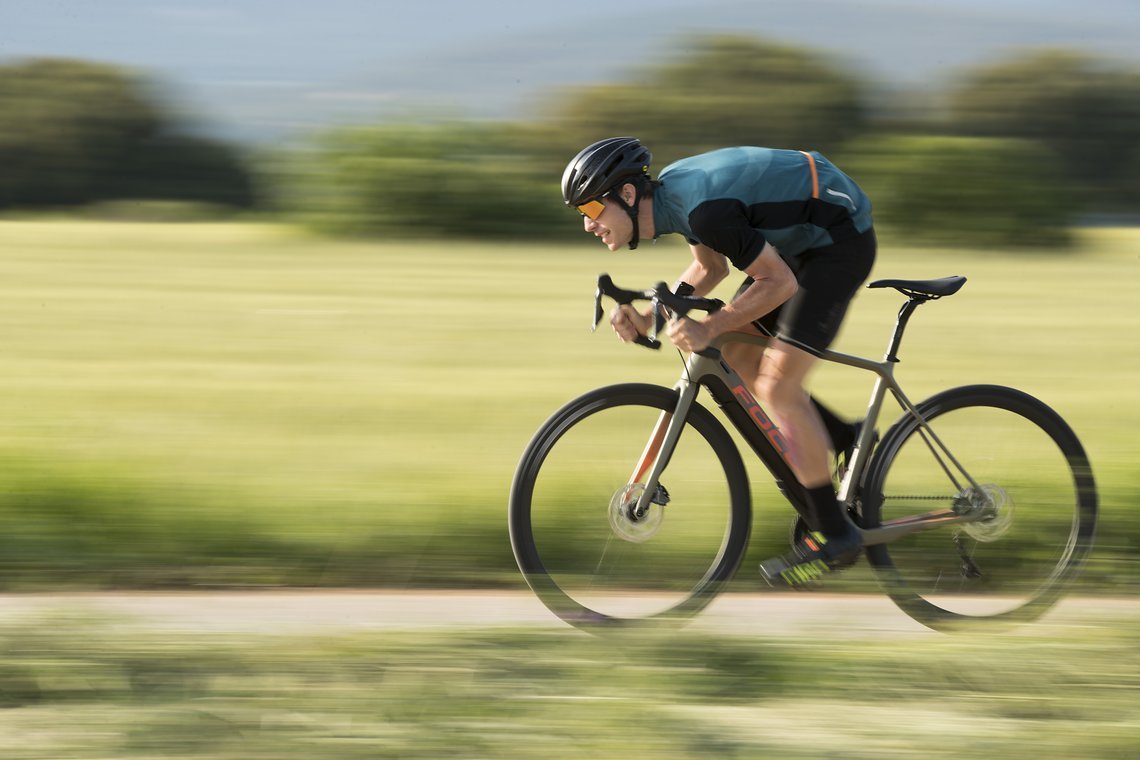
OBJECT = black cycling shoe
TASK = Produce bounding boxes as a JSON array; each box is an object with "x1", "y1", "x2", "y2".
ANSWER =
[
  {"x1": 789, "y1": 507, "x2": 863, "y2": 551},
  {"x1": 760, "y1": 526, "x2": 863, "y2": 587}
]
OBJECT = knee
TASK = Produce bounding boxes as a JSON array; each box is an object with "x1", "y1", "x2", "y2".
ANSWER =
[
  {"x1": 754, "y1": 373, "x2": 807, "y2": 410},
  {"x1": 723, "y1": 344, "x2": 763, "y2": 385}
]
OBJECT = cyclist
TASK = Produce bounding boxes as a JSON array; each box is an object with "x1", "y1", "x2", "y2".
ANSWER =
[{"x1": 561, "y1": 136, "x2": 876, "y2": 586}]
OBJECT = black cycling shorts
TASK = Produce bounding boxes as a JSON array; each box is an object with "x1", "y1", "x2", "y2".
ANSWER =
[{"x1": 734, "y1": 228, "x2": 877, "y2": 354}]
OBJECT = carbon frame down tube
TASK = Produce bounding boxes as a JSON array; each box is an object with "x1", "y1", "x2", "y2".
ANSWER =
[{"x1": 632, "y1": 344, "x2": 809, "y2": 520}]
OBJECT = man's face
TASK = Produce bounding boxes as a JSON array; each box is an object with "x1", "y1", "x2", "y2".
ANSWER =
[{"x1": 580, "y1": 186, "x2": 633, "y2": 251}]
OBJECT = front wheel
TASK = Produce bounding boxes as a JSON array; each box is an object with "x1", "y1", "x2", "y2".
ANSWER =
[
  {"x1": 862, "y1": 385, "x2": 1097, "y2": 631},
  {"x1": 509, "y1": 383, "x2": 751, "y2": 629}
]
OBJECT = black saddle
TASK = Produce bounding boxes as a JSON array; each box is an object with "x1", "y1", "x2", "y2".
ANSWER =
[{"x1": 868, "y1": 276, "x2": 966, "y2": 299}]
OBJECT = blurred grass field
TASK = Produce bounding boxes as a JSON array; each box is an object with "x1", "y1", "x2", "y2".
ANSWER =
[
  {"x1": 0, "y1": 220, "x2": 1136, "y2": 589},
  {"x1": 0, "y1": 611, "x2": 1136, "y2": 758}
]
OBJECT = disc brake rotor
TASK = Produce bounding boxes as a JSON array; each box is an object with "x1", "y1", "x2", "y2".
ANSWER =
[
  {"x1": 608, "y1": 483, "x2": 664, "y2": 543},
  {"x1": 960, "y1": 483, "x2": 1013, "y2": 542}
]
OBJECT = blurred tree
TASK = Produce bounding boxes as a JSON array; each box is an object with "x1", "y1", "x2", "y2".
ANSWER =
[
  {"x1": 946, "y1": 50, "x2": 1140, "y2": 211},
  {"x1": 280, "y1": 40, "x2": 1122, "y2": 246},
  {"x1": 112, "y1": 135, "x2": 257, "y2": 208},
  {"x1": 279, "y1": 122, "x2": 569, "y2": 239},
  {"x1": 0, "y1": 59, "x2": 162, "y2": 206},
  {"x1": 842, "y1": 135, "x2": 1071, "y2": 248},
  {"x1": 546, "y1": 35, "x2": 869, "y2": 167},
  {"x1": 0, "y1": 58, "x2": 255, "y2": 210}
]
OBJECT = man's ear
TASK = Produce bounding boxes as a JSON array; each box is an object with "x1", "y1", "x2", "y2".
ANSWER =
[{"x1": 620, "y1": 182, "x2": 637, "y2": 206}]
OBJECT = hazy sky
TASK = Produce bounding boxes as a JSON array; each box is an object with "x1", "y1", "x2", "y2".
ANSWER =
[{"x1": 3, "y1": 0, "x2": 1138, "y2": 140}]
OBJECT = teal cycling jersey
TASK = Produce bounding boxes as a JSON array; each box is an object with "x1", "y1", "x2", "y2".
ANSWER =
[{"x1": 651, "y1": 147, "x2": 873, "y2": 270}]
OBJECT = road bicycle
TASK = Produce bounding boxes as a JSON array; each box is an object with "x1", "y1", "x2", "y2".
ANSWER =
[{"x1": 508, "y1": 274, "x2": 1097, "y2": 631}]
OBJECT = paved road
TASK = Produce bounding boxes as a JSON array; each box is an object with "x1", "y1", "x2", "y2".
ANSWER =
[{"x1": 0, "y1": 591, "x2": 1133, "y2": 638}]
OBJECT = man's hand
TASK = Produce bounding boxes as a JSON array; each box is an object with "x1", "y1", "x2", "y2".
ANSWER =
[
  {"x1": 610, "y1": 304, "x2": 653, "y2": 343},
  {"x1": 667, "y1": 316, "x2": 714, "y2": 353}
]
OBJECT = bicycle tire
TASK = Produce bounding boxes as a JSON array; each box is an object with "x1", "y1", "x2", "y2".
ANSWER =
[
  {"x1": 509, "y1": 383, "x2": 751, "y2": 629},
  {"x1": 861, "y1": 384, "x2": 1097, "y2": 631}
]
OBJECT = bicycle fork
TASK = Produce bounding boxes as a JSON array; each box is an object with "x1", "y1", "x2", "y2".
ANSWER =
[{"x1": 628, "y1": 381, "x2": 701, "y2": 520}]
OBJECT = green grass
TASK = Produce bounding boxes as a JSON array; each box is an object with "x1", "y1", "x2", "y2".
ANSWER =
[
  {"x1": 0, "y1": 611, "x2": 1136, "y2": 758},
  {"x1": 0, "y1": 220, "x2": 1136, "y2": 589}
]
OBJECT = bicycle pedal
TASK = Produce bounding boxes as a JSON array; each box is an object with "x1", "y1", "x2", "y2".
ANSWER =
[{"x1": 758, "y1": 555, "x2": 826, "y2": 590}]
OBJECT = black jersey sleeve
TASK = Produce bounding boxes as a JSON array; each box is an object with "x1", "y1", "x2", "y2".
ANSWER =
[{"x1": 687, "y1": 199, "x2": 768, "y2": 271}]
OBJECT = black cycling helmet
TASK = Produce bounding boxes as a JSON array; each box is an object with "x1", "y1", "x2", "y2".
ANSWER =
[
  {"x1": 562, "y1": 137, "x2": 652, "y2": 207},
  {"x1": 562, "y1": 137, "x2": 653, "y2": 249}
]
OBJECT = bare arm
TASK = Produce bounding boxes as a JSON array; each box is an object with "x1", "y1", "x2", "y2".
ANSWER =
[
  {"x1": 667, "y1": 242, "x2": 798, "y2": 352},
  {"x1": 674, "y1": 242, "x2": 732, "y2": 296}
]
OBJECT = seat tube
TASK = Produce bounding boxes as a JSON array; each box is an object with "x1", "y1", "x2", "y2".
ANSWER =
[{"x1": 837, "y1": 372, "x2": 891, "y2": 504}]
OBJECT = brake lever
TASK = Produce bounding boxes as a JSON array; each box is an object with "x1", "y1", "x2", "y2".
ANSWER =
[
  {"x1": 649, "y1": 295, "x2": 667, "y2": 344},
  {"x1": 624, "y1": 289, "x2": 662, "y2": 349},
  {"x1": 594, "y1": 273, "x2": 682, "y2": 350}
]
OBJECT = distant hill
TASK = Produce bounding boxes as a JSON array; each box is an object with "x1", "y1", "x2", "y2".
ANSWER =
[{"x1": 2, "y1": 0, "x2": 1138, "y2": 141}]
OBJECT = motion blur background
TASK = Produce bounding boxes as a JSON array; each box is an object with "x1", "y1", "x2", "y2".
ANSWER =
[
  {"x1": 0, "y1": 1, "x2": 1137, "y2": 756},
  {"x1": 4, "y1": 0, "x2": 1140, "y2": 239}
]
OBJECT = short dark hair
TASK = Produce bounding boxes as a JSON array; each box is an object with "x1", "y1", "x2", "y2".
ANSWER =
[{"x1": 620, "y1": 175, "x2": 657, "y2": 200}]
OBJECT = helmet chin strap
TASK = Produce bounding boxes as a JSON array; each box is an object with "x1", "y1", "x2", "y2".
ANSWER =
[{"x1": 611, "y1": 184, "x2": 643, "y2": 250}]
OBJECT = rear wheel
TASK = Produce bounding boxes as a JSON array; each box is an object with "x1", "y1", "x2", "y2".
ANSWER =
[
  {"x1": 509, "y1": 383, "x2": 751, "y2": 629},
  {"x1": 862, "y1": 385, "x2": 1097, "y2": 630}
]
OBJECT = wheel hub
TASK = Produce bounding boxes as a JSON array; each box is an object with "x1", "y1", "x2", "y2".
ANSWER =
[
  {"x1": 959, "y1": 483, "x2": 1013, "y2": 542},
  {"x1": 608, "y1": 483, "x2": 664, "y2": 543}
]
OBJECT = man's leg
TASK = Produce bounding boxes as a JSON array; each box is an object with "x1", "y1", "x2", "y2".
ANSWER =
[
  {"x1": 722, "y1": 339, "x2": 846, "y2": 534},
  {"x1": 742, "y1": 339, "x2": 861, "y2": 585},
  {"x1": 729, "y1": 279, "x2": 855, "y2": 460},
  {"x1": 811, "y1": 397, "x2": 857, "y2": 458},
  {"x1": 753, "y1": 339, "x2": 830, "y2": 489},
  {"x1": 754, "y1": 231, "x2": 875, "y2": 584},
  {"x1": 752, "y1": 340, "x2": 854, "y2": 536}
]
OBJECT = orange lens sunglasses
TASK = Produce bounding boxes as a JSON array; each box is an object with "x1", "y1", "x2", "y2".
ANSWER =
[{"x1": 575, "y1": 198, "x2": 607, "y2": 220}]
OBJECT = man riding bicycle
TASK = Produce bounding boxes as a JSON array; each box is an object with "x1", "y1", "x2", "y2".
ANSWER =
[{"x1": 561, "y1": 136, "x2": 877, "y2": 586}]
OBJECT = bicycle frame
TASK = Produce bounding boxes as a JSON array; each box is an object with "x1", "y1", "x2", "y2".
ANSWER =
[{"x1": 630, "y1": 304, "x2": 989, "y2": 547}]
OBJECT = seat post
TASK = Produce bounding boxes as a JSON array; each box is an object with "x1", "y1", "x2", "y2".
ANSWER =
[
  {"x1": 868, "y1": 275, "x2": 965, "y2": 362},
  {"x1": 885, "y1": 296, "x2": 928, "y2": 363}
]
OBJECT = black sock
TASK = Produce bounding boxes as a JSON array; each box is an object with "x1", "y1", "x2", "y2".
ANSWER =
[
  {"x1": 810, "y1": 397, "x2": 854, "y2": 454},
  {"x1": 806, "y1": 483, "x2": 848, "y2": 537}
]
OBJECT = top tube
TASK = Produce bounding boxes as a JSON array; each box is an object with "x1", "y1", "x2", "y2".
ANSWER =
[{"x1": 595, "y1": 273, "x2": 966, "y2": 364}]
